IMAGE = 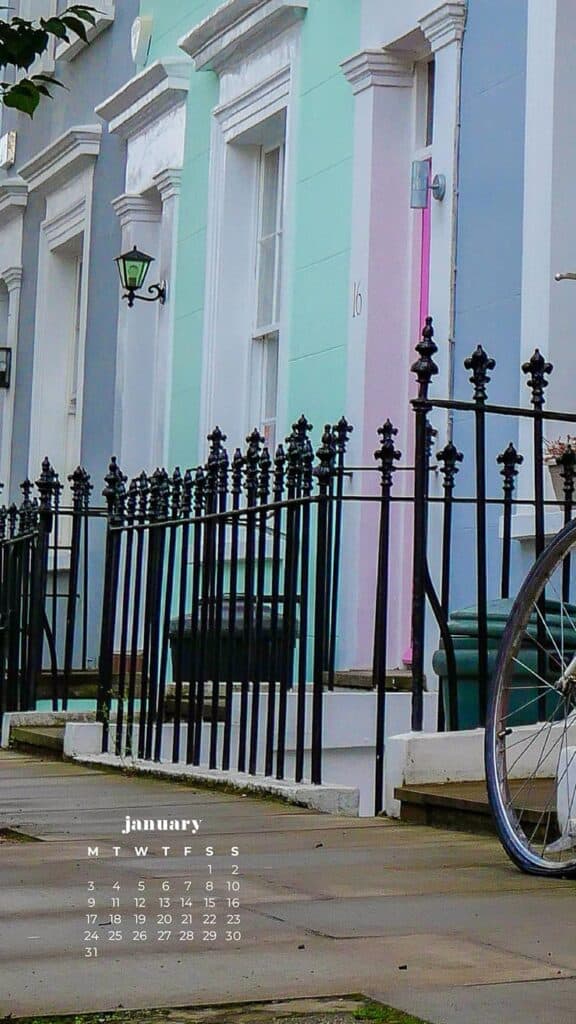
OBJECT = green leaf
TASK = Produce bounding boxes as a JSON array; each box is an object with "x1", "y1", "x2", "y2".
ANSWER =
[
  {"x1": 3, "y1": 80, "x2": 41, "y2": 116},
  {"x1": 59, "y1": 15, "x2": 89, "y2": 43},
  {"x1": 41, "y1": 18, "x2": 68, "y2": 40},
  {"x1": 32, "y1": 73, "x2": 64, "y2": 90}
]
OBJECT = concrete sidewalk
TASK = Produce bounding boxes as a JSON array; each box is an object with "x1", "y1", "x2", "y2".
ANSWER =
[{"x1": 1, "y1": 750, "x2": 576, "y2": 1024}]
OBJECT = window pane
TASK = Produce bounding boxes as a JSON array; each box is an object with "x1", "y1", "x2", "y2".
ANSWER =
[
  {"x1": 257, "y1": 235, "x2": 276, "y2": 328},
  {"x1": 264, "y1": 335, "x2": 279, "y2": 421},
  {"x1": 261, "y1": 148, "x2": 280, "y2": 238}
]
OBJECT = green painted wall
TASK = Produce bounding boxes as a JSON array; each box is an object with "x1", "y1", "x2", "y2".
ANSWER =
[{"x1": 140, "y1": 0, "x2": 360, "y2": 464}]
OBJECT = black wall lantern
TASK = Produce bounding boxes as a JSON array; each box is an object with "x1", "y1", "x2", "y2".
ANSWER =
[
  {"x1": 0, "y1": 347, "x2": 12, "y2": 388},
  {"x1": 115, "y1": 245, "x2": 166, "y2": 308}
]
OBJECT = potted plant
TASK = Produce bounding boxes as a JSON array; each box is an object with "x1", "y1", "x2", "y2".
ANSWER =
[{"x1": 544, "y1": 436, "x2": 576, "y2": 501}]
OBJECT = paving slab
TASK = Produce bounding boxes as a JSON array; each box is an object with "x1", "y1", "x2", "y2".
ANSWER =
[{"x1": 2, "y1": 750, "x2": 576, "y2": 1024}]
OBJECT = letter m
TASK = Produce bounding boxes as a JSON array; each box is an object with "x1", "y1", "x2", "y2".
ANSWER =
[{"x1": 88, "y1": 847, "x2": 99, "y2": 857}]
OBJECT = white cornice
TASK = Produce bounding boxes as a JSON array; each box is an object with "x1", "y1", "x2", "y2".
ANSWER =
[
  {"x1": 154, "y1": 169, "x2": 183, "y2": 203},
  {"x1": 1, "y1": 265, "x2": 23, "y2": 293},
  {"x1": 419, "y1": 2, "x2": 467, "y2": 52},
  {"x1": 0, "y1": 177, "x2": 28, "y2": 225},
  {"x1": 179, "y1": 0, "x2": 308, "y2": 72},
  {"x1": 43, "y1": 197, "x2": 86, "y2": 252},
  {"x1": 56, "y1": 0, "x2": 115, "y2": 62},
  {"x1": 341, "y1": 49, "x2": 415, "y2": 95},
  {"x1": 214, "y1": 65, "x2": 291, "y2": 141},
  {"x1": 95, "y1": 59, "x2": 191, "y2": 139},
  {"x1": 111, "y1": 193, "x2": 162, "y2": 229},
  {"x1": 18, "y1": 125, "x2": 101, "y2": 192}
]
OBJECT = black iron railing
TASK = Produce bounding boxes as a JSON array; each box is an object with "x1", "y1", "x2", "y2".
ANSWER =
[
  {"x1": 96, "y1": 418, "x2": 351, "y2": 786},
  {"x1": 2, "y1": 318, "x2": 576, "y2": 814}
]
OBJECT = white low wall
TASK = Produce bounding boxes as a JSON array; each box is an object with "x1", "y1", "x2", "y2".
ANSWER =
[{"x1": 63, "y1": 689, "x2": 437, "y2": 816}]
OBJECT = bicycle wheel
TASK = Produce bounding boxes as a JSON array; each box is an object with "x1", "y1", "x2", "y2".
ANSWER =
[{"x1": 486, "y1": 517, "x2": 576, "y2": 876}]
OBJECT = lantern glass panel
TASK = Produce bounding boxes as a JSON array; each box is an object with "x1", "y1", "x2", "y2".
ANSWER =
[{"x1": 116, "y1": 247, "x2": 153, "y2": 291}]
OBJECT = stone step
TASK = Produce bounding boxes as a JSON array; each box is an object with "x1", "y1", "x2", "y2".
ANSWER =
[
  {"x1": 330, "y1": 668, "x2": 415, "y2": 691},
  {"x1": 394, "y1": 778, "x2": 556, "y2": 837},
  {"x1": 37, "y1": 669, "x2": 100, "y2": 700},
  {"x1": 11, "y1": 725, "x2": 65, "y2": 754}
]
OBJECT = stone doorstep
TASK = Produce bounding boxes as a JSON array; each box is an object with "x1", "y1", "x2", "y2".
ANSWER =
[
  {"x1": 394, "y1": 778, "x2": 557, "y2": 838},
  {"x1": 329, "y1": 668, "x2": 417, "y2": 691},
  {"x1": 71, "y1": 751, "x2": 360, "y2": 817},
  {"x1": 11, "y1": 724, "x2": 65, "y2": 751}
]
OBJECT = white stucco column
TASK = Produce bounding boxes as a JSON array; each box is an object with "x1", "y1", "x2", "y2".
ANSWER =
[
  {"x1": 0, "y1": 265, "x2": 23, "y2": 495},
  {"x1": 340, "y1": 48, "x2": 415, "y2": 670},
  {"x1": 153, "y1": 168, "x2": 182, "y2": 469},
  {"x1": 341, "y1": 49, "x2": 415, "y2": 455},
  {"x1": 111, "y1": 193, "x2": 162, "y2": 477}
]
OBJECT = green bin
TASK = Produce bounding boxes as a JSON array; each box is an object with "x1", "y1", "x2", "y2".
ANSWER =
[{"x1": 432, "y1": 598, "x2": 576, "y2": 729}]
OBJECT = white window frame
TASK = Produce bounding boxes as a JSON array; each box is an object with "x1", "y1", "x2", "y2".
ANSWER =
[
  {"x1": 249, "y1": 141, "x2": 285, "y2": 450},
  {"x1": 200, "y1": 55, "x2": 296, "y2": 455}
]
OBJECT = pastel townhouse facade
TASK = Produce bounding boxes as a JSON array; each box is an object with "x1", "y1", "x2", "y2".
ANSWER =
[
  {"x1": 0, "y1": 0, "x2": 139, "y2": 501},
  {"x1": 0, "y1": 0, "x2": 140, "y2": 670},
  {"x1": 449, "y1": 0, "x2": 576, "y2": 613},
  {"x1": 94, "y1": 0, "x2": 467, "y2": 687}
]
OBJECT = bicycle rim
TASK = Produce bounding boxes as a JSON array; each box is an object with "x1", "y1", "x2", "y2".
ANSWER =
[{"x1": 486, "y1": 518, "x2": 576, "y2": 876}]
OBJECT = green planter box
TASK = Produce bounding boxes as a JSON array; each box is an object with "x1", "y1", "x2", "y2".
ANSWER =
[{"x1": 433, "y1": 598, "x2": 576, "y2": 729}]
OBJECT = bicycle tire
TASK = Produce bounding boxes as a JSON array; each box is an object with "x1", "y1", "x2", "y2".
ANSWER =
[{"x1": 486, "y1": 516, "x2": 576, "y2": 876}]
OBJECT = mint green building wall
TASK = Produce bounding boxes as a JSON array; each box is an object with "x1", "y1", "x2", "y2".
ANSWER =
[{"x1": 140, "y1": 0, "x2": 360, "y2": 465}]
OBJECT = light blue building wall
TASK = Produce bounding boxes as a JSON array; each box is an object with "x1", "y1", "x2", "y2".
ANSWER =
[{"x1": 449, "y1": 0, "x2": 528, "y2": 611}]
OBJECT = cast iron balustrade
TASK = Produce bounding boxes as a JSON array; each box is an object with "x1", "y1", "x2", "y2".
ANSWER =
[{"x1": 3, "y1": 320, "x2": 576, "y2": 814}]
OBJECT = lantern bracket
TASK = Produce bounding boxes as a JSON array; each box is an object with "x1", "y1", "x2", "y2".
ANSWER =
[{"x1": 124, "y1": 281, "x2": 167, "y2": 308}]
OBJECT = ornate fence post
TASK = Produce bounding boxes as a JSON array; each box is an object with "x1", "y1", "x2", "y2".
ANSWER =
[
  {"x1": 410, "y1": 317, "x2": 438, "y2": 731},
  {"x1": 435, "y1": 440, "x2": 464, "y2": 731},
  {"x1": 63, "y1": 466, "x2": 92, "y2": 709},
  {"x1": 265, "y1": 443, "x2": 285, "y2": 777},
  {"x1": 327, "y1": 417, "x2": 353, "y2": 689},
  {"x1": 237, "y1": 428, "x2": 263, "y2": 773},
  {"x1": 464, "y1": 343, "x2": 495, "y2": 726},
  {"x1": 373, "y1": 419, "x2": 401, "y2": 813},
  {"x1": 26, "y1": 459, "x2": 59, "y2": 710},
  {"x1": 523, "y1": 349, "x2": 553, "y2": 561},
  {"x1": 497, "y1": 443, "x2": 523, "y2": 600},
  {"x1": 522, "y1": 349, "x2": 553, "y2": 720},
  {"x1": 311, "y1": 425, "x2": 337, "y2": 784},
  {"x1": 97, "y1": 457, "x2": 126, "y2": 753}
]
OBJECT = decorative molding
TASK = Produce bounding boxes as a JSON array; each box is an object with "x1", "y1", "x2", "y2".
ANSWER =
[
  {"x1": 0, "y1": 177, "x2": 28, "y2": 226},
  {"x1": 179, "y1": 0, "x2": 308, "y2": 72},
  {"x1": 43, "y1": 198, "x2": 86, "y2": 252},
  {"x1": 214, "y1": 65, "x2": 291, "y2": 141},
  {"x1": 341, "y1": 49, "x2": 415, "y2": 95},
  {"x1": 18, "y1": 125, "x2": 101, "y2": 193},
  {"x1": 56, "y1": 0, "x2": 115, "y2": 62},
  {"x1": 96, "y1": 60, "x2": 191, "y2": 139},
  {"x1": 419, "y1": 1, "x2": 467, "y2": 52},
  {"x1": 1, "y1": 265, "x2": 23, "y2": 294},
  {"x1": 111, "y1": 193, "x2": 162, "y2": 230},
  {"x1": 154, "y1": 169, "x2": 183, "y2": 203}
]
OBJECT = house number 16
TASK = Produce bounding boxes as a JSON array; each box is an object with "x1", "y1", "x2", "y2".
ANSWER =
[{"x1": 352, "y1": 281, "x2": 363, "y2": 319}]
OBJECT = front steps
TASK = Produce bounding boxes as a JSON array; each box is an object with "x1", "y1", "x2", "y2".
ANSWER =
[
  {"x1": 330, "y1": 668, "x2": 414, "y2": 691},
  {"x1": 395, "y1": 780, "x2": 496, "y2": 834},
  {"x1": 11, "y1": 725, "x2": 65, "y2": 756},
  {"x1": 395, "y1": 778, "x2": 556, "y2": 837}
]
